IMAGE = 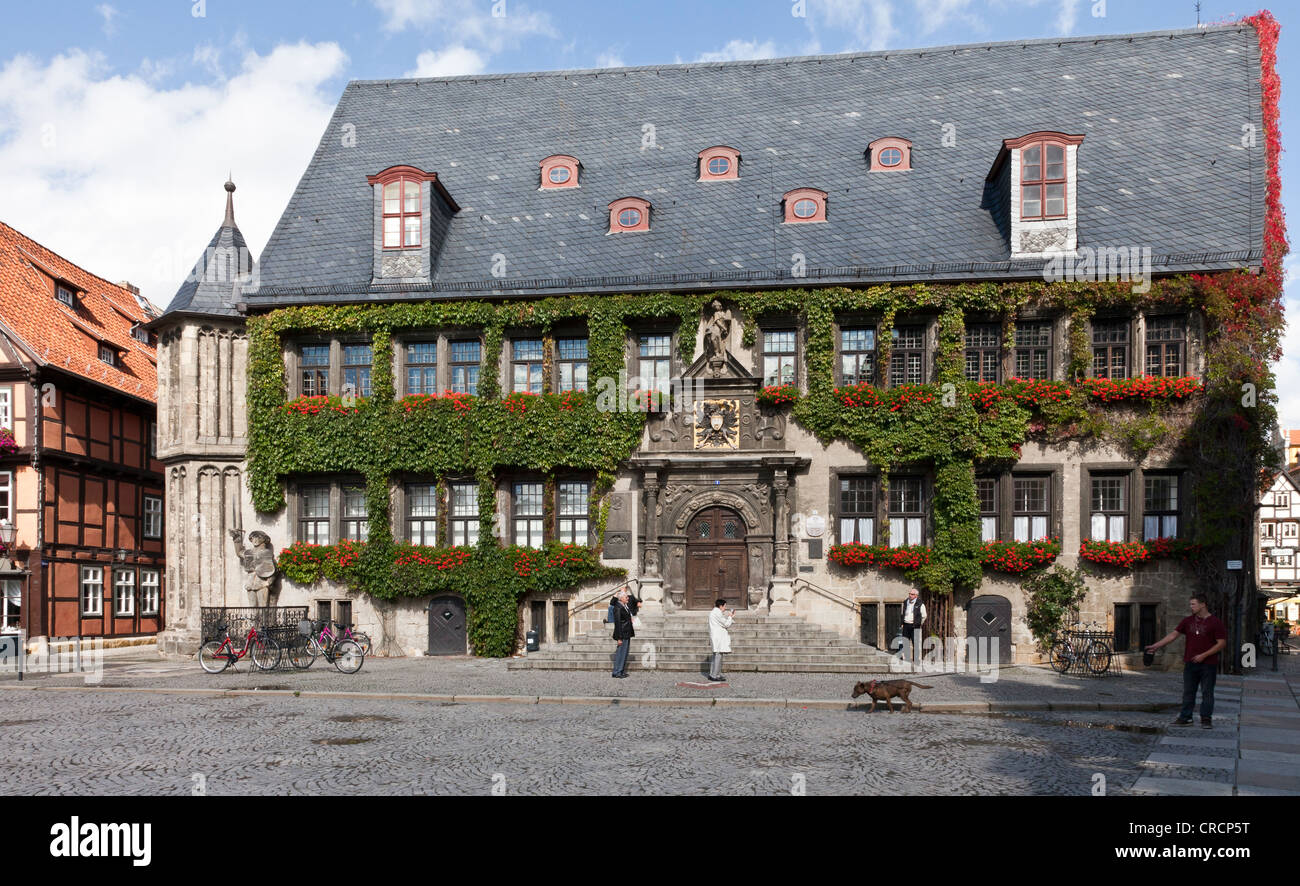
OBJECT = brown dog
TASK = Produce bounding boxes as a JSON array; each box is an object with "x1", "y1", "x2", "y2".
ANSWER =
[{"x1": 851, "y1": 679, "x2": 933, "y2": 712}]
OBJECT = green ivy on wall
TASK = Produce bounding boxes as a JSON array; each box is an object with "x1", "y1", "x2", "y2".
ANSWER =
[{"x1": 248, "y1": 273, "x2": 1277, "y2": 652}]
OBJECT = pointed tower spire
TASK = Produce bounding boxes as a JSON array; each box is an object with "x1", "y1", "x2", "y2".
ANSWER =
[{"x1": 223, "y1": 177, "x2": 237, "y2": 228}]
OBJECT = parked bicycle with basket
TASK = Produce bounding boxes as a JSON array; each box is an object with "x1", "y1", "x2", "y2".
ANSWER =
[{"x1": 289, "y1": 619, "x2": 365, "y2": 674}]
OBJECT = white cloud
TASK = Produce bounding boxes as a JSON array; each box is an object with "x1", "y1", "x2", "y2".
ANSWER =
[
  {"x1": 96, "y1": 4, "x2": 119, "y2": 38},
  {"x1": 1055, "y1": 0, "x2": 1080, "y2": 35},
  {"x1": 1275, "y1": 256, "x2": 1300, "y2": 430},
  {"x1": 804, "y1": 0, "x2": 898, "y2": 52},
  {"x1": 0, "y1": 42, "x2": 348, "y2": 309},
  {"x1": 407, "y1": 45, "x2": 486, "y2": 77},
  {"x1": 372, "y1": 0, "x2": 555, "y2": 52},
  {"x1": 695, "y1": 40, "x2": 781, "y2": 63},
  {"x1": 595, "y1": 50, "x2": 625, "y2": 69}
]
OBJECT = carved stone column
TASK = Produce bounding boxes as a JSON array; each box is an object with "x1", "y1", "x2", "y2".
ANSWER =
[
  {"x1": 769, "y1": 468, "x2": 795, "y2": 616},
  {"x1": 639, "y1": 470, "x2": 665, "y2": 614}
]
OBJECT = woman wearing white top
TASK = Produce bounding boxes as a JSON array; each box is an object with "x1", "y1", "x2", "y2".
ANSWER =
[{"x1": 708, "y1": 598, "x2": 734, "y2": 682}]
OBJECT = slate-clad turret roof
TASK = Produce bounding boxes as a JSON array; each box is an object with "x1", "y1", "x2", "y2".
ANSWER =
[
  {"x1": 158, "y1": 180, "x2": 256, "y2": 321},
  {"x1": 247, "y1": 23, "x2": 1267, "y2": 307}
]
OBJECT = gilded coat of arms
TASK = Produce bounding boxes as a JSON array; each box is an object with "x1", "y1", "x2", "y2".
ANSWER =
[{"x1": 693, "y1": 399, "x2": 740, "y2": 449}]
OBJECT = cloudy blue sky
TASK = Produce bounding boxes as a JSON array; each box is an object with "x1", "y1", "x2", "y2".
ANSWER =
[{"x1": 0, "y1": 1, "x2": 1296, "y2": 423}]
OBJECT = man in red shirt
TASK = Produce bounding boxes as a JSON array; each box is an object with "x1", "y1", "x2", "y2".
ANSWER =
[{"x1": 1146, "y1": 594, "x2": 1228, "y2": 729}]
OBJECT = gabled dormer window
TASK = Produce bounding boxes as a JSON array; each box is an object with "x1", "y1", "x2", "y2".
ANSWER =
[
  {"x1": 56, "y1": 285, "x2": 75, "y2": 307},
  {"x1": 698, "y1": 146, "x2": 740, "y2": 181},
  {"x1": 98, "y1": 343, "x2": 116, "y2": 366},
  {"x1": 365, "y1": 166, "x2": 445, "y2": 250},
  {"x1": 782, "y1": 188, "x2": 827, "y2": 224},
  {"x1": 608, "y1": 197, "x2": 650, "y2": 234},
  {"x1": 540, "y1": 155, "x2": 580, "y2": 189},
  {"x1": 867, "y1": 137, "x2": 911, "y2": 171}
]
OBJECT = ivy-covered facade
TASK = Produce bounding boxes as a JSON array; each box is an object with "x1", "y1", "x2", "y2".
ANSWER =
[{"x1": 153, "y1": 18, "x2": 1284, "y2": 665}]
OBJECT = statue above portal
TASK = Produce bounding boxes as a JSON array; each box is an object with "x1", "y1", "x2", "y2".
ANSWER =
[{"x1": 703, "y1": 299, "x2": 732, "y2": 364}]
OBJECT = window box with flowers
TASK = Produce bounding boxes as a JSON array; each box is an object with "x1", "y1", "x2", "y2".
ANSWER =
[
  {"x1": 1078, "y1": 537, "x2": 1203, "y2": 569},
  {"x1": 980, "y1": 538, "x2": 1062, "y2": 573},
  {"x1": 756, "y1": 384, "x2": 798, "y2": 409},
  {"x1": 0, "y1": 428, "x2": 18, "y2": 456},
  {"x1": 828, "y1": 542, "x2": 932, "y2": 572}
]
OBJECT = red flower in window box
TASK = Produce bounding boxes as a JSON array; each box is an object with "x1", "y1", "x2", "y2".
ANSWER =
[
  {"x1": 828, "y1": 542, "x2": 931, "y2": 571},
  {"x1": 756, "y1": 384, "x2": 798, "y2": 409},
  {"x1": 980, "y1": 538, "x2": 1061, "y2": 573},
  {"x1": 0, "y1": 427, "x2": 18, "y2": 456}
]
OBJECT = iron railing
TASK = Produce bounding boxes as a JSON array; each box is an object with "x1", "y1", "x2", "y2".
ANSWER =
[
  {"x1": 568, "y1": 579, "x2": 641, "y2": 621},
  {"x1": 791, "y1": 578, "x2": 862, "y2": 615},
  {"x1": 200, "y1": 607, "x2": 309, "y2": 644}
]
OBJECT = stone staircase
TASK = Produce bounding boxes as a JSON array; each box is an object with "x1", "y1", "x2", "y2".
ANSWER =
[{"x1": 508, "y1": 611, "x2": 897, "y2": 674}]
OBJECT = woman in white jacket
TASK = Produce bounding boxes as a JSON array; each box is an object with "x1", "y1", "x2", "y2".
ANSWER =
[{"x1": 708, "y1": 598, "x2": 734, "y2": 682}]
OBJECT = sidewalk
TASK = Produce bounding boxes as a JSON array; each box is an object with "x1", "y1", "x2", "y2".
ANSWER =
[
  {"x1": 1131, "y1": 654, "x2": 1300, "y2": 796},
  {"x1": 0, "y1": 643, "x2": 1200, "y2": 712}
]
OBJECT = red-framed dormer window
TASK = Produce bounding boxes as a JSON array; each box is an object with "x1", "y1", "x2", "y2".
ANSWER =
[
  {"x1": 608, "y1": 197, "x2": 651, "y2": 234},
  {"x1": 1003, "y1": 132, "x2": 1083, "y2": 221},
  {"x1": 782, "y1": 188, "x2": 827, "y2": 224},
  {"x1": 698, "y1": 145, "x2": 740, "y2": 181},
  {"x1": 867, "y1": 137, "x2": 911, "y2": 172},
  {"x1": 366, "y1": 166, "x2": 439, "y2": 249},
  {"x1": 540, "y1": 155, "x2": 580, "y2": 189}
]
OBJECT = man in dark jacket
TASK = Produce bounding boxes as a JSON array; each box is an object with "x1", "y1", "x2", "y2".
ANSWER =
[{"x1": 611, "y1": 589, "x2": 639, "y2": 678}]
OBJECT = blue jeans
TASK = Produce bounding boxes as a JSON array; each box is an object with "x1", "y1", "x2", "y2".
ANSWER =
[
  {"x1": 612, "y1": 639, "x2": 630, "y2": 676},
  {"x1": 1179, "y1": 662, "x2": 1217, "y2": 721}
]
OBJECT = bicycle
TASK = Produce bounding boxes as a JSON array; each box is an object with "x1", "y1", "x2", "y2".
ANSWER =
[
  {"x1": 198, "y1": 624, "x2": 281, "y2": 673},
  {"x1": 1048, "y1": 622, "x2": 1112, "y2": 675},
  {"x1": 290, "y1": 620, "x2": 364, "y2": 674},
  {"x1": 336, "y1": 622, "x2": 372, "y2": 657}
]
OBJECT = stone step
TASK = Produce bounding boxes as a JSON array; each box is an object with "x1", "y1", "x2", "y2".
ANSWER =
[
  {"x1": 517, "y1": 644, "x2": 894, "y2": 659},
  {"x1": 546, "y1": 643, "x2": 891, "y2": 656}
]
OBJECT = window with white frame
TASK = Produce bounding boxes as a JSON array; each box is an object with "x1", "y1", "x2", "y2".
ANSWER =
[
  {"x1": 139, "y1": 569, "x2": 160, "y2": 616},
  {"x1": 1, "y1": 579, "x2": 20, "y2": 633},
  {"x1": 341, "y1": 485, "x2": 368, "y2": 541},
  {"x1": 114, "y1": 569, "x2": 135, "y2": 616},
  {"x1": 1262, "y1": 522, "x2": 1276, "y2": 541},
  {"x1": 513, "y1": 482, "x2": 544, "y2": 547},
  {"x1": 888, "y1": 477, "x2": 925, "y2": 547},
  {"x1": 0, "y1": 471, "x2": 11, "y2": 523},
  {"x1": 761, "y1": 330, "x2": 797, "y2": 387},
  {"x1": 976, "y1": 477, "x2": 998, "y2": 542},
  {"x1": 143, "y1": 494, "x2": 162, "y2": 539},
  {"x1": 1282, "y1": 523, "x2": 1298, "y2": 540},
  {"x1": 0, "y1": 387, "x2": 11, "y2": 431},
  {"x1": 557, "y1": 480, "x2": 590, "y2": 545},
  {"x1": 1013, "y1": 477, "x2": 1051, "y2": 542},
  {"x1": 406, "y1": 483, "x2": 439, "y2": 545},
  {"x1": 637, "y1": 334, "x2": 672, "y2": 397},
  {"x1": 1090, "y1": 475, "x2": 1127, "y2": 542},
  {"x1": 1143, "y1": 474, "x2": 1180, "y2": 540},
  {"x1": 1277, "y1": 492, "x2": 1291, "y2": 509},
  {"x1": 81, "y1": 566, "x2": 104, "y2": 616},
  {"x1": 449, "y1": 483, "x2": 479, "y2": 546},
  {"x1": 299, "y1": 485, "x2": 330, "y2": 544},
  {"x1": 838, "y1": 477, "x2": 875, "y2": 544},
  {"x1": 56, "y1": 285, "x2": 75, "y2": 307}
]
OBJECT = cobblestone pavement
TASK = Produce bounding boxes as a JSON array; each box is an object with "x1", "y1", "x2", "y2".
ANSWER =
[
  {"x1": 0, "y1": 645, "x2": 1193, "y2": 708},
  {"x1": 0, "y1": 688, "x2": 1167, "y2": 796}
]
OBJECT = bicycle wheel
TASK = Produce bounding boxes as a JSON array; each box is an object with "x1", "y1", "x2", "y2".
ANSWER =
[
  {"x1": 198, "y1": 641, "x2": 230, "y2": 674},
  {"x1": 332, "y1": 640, "x2": 364, "y2": 674},
  {"x1": 1048, "y1": 641, "x2": 1072, "y2": 674},
  {"x1": 288, "y1": 641, "x2": 316, "y2": 670},
  {"x1": 251, "y1": 633, "x2": 282, "y2": 671},
  {"x1": 1085, "y1": 641, "x2": 1113, "y2": 675},
  {"x1": 351, "y1": 632, "x2": 372, "y2": 656}
]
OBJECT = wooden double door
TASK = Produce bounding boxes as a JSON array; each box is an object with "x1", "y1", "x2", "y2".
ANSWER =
[{"x1": 685, "y1": 507, "x2": 748, "y2": 610}]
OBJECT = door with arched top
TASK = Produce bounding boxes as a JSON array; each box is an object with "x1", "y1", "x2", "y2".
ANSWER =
[{"x1": 685, "y1": 507, "x2": 748, "y2": 610}]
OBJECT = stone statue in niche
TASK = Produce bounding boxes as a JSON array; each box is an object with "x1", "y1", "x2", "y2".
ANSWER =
[
  {"x1": 230, "y1": 530, "x2": 279, "y2": 607},
  {"x1": 703, "y1": 299, "x2": 732, "y2": 368}
]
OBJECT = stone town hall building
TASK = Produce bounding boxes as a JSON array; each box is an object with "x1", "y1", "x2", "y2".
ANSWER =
[{"x1": 154, "y1": 23, "x2": 1276, "y2": 664}]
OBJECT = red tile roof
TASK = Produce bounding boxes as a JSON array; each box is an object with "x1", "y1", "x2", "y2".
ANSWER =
[
  {"x1": 0, "y1": 221, "x2": 157, "y2": 402},
  {"x1": 1287, "y1": 429, "x2": 1300, "y2": 447}
]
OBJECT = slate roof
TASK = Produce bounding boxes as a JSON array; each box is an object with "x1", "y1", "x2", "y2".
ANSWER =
[
  {"x1": 0, "y1": 221, "x2": 159, "y2": 402},
  {"x1": 246, "y1": 23, "x2": 1268, "y2": 307},
  {"x1": 158, "y1": 181, "x2": 256, "y2": 321}
]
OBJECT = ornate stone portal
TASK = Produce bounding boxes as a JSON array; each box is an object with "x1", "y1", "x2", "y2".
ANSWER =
[{"x1": 635, "y1": 301, "x2": 807, "y2": 613}]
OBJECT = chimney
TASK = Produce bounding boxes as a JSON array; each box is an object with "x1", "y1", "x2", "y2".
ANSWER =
[{"x1": 118, "y1": 281, "x2": 140, "y2": 296}]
